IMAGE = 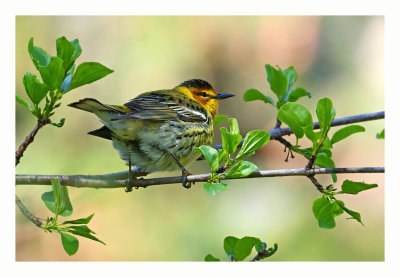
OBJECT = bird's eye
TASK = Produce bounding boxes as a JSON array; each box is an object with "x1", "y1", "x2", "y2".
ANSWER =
[{"x1": 198, "y1": 92, "x2": 208, "y2": 97}]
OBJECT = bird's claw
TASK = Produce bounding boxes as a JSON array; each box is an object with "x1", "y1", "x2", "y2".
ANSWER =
[
  {"x1": 125, "y1": 174, "x2": 136, "y2": 192},
  {"x1": 182, "y1": 169, "x2": 194, "y2": 189},
  {"x1": 125, "y1": 178, "x2": 134, "y2": 192}
]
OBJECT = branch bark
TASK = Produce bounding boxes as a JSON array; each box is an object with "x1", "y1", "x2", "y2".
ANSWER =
[
  {"x1": 15, "y1": 118, "x2": 50, "y2": 166},
  {"x1": 15, "y1": 167, "x2": 384, "y2": 189},
  {"x1": 15, "y1": 195, "x2": 43, "y2": 227}
]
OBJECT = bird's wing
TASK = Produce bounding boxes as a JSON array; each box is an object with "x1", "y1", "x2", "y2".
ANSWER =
[{"x1": 113, "y1": 90, "x2": 209, "y2": 123}]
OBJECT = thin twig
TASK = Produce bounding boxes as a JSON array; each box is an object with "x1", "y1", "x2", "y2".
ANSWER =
[
  {"x1": 15, "y1": 118, "x2": 50, "y2": 166},
  {"x1": 15, "y1": 195, "x2": 43, "y2": 227},
  {"x1": 306, "y1": 174, "x2": 324, "y2": 192},
  {"x1": 274, "y1": 118, "x2": 282, "y2": 129},
  {"x1": 275, "y1": 136, "x2": 295, "y2": 162},
  {"x1": 16, "y1": 118, "x2": 51, "y2": 229},
  {"x1": 251, "y1": 249, "x2": 268, "y2": 262},
  {"x1": 15, "y1": 167, "x2": 384, "y2": 189}
]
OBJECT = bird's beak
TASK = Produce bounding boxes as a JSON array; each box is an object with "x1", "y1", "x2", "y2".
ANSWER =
[{"x1": 213, "y1": 93, "x2": 235, "y2": 100}]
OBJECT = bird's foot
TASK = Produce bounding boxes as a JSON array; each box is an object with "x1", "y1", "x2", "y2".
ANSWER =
[
  {"x1": 125, "y1": 176, "x2": 135, "y2": 192},
  {"x1": 181, "y1": 169, "x2": 194, "y2": 189}
]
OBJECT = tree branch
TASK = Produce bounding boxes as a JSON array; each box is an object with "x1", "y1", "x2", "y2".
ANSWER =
[
  {"x1": 15, "y1": 111, "x2": 384, "y2": 190},
  {"x1": 213, "y1": 111, "x2": 384, "y2": 149},
  {"x1": 15, "y1": 118, "x2": 50, "y2": 166},
  {"x1": 16, "y1": 118, "x2": 51, "y2": 229},
  {"x1": 15, "y1": 195, "x2": 43, "y2": 227},
  {"x1": 15, "y1": 167, "x2": 384, "y2": 189}
]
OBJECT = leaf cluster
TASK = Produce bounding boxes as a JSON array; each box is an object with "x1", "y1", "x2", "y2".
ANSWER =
[
  {"x1": 312, "y1": 180, "x2": 378, "y2": 228},
  {"x1": 242, "y1": 64, "x2": 378, "y2": 230},
  {"x1": 16, "y1": 37, "x2": 113, "y2": 127},
  {"x1": 243, "y1": 64, "x2": 311, "y2": 109},
  {"x1": 205, "y1": 236, "x2": 277, "y2": 262},
  {"x1": 278, "y1": 98, "x2": 365, "y2": 183},
  {"x1": 196, "y1": 118, "x2": 270, "y2": 196},
  {"x1": 40, "y1": 178, "x2": 105, "y2": 256}
]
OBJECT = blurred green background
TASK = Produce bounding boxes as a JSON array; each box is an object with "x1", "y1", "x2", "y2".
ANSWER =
[{"x1": 15, "y1": 16, "x2": 384, "y2": 261}]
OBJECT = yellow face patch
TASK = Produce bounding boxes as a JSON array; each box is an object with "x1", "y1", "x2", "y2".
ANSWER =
[{"x1": 175, "y1": 86, "x2": 220, "y2": 119}]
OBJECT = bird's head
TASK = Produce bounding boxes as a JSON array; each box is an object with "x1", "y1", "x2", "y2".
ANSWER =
[{"x1": 175, "y1": 79, "x2": 234, "y2": 119}]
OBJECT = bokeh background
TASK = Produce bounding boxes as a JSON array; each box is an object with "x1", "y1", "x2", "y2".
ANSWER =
[{"x1": 15, "y1": 16, "x2": 384, "y2": 261}]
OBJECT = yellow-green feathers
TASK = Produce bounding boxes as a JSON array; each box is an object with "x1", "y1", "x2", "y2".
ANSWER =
[{"x1": 68, "y1": 79, "x2": 233, "y2": 173}]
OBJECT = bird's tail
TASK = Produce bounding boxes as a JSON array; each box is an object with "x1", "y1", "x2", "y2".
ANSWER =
[
  {"x1": 69, "y1": 98, "x2": 138, "y2": 140},
  {"x1": 68, "y1": 98, "x2": 111, "y2": 114}
]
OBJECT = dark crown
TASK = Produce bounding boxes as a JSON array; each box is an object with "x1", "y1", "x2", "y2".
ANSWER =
[{"x1": 177, "y1": 79, "x2": 213, "y2": 90}]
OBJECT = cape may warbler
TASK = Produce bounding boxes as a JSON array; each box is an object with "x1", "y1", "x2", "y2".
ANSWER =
[{"x1": 69, "y1": 79, "x2": 234, "y2": 191}]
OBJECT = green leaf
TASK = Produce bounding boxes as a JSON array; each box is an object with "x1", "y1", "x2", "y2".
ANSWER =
[
  {"x1": 243, "y1": 88, "x2": 274, "y2": 105},
  {"x1": 70, "y1": 40, "x2": 82, "y2": 61},
  {"x1": 205, "y1": 254, "x2": 220, "y2": 261},
  {"x1": 292, "y1": 147, "x2": 313, "y2": 159},
  {"x1": 67, "y1": 225, "x2": 106, "y2": 245},
  {"x1": 315, "y1": 154, "x2": 335, "y2": 168},
  {"x1": 52, "y1": 178, "x2": 72, "y2": 216},
  {"x1": 236, "y1": 130, "x2": 270, "y2": 160},
  {"x1": 267, "y1": 243, "x2": 279, "y2": 257},
  {"x1": 60, "y1": 73, "x2": 73, "y2": 93},
  {"x1": 70, "y1": 62, "x2": 114, "y2": 90},
  {"x1": 218, "y1": 149, "x2": 227, "y2": 164},
  {"x1": 225, "y1": 161, "x2": 257, "y2": 178},
  {"x1": 203, "y1": 182, "x2": 228, "y2": 197},
  {"x1": 332, "y1": 200, "x2": 344, "y2": 217},
  {"x1": 23, "y1": 73, "x2": 49, "y2": 105},
  {"x1": 340, "y1": 180, "x2": 378, "y2": 194},
  {"x1": 331, "y1": 173, "x2": 338, "y2": 184},
  {"x1": 224, "y1": 236, "x2": 239, "y2": 259},
  {"x1": 51, "y1": 118, "x2": 65, "y2": 128},
  {"x1": 336, "y1": 201, "x2": 363, "y2": 225},
  {"x1": 277, "y1": 102, "x2": 314, "y2": 140},
  {"x1": 376, "y1": 128, "x2": 385, "y2": 139},
  {"x1": 37, "y1": 56, "x2": 65, "y2": 90},
  {"x1": 287, "y1": 87, "x2": 311, "y2": 102},
  {"x1": 234, "y1": 236, "x2": 261, "y2": 261},
  {"x1": 283, "y1": 66, "x2": 297, "y2": 90},
  {"x1": 195, "y1": 145, "x2": 219, "y2": 173},
  {"x1": 213, "y1": 114, "x2": 228, "y2": 127},
  {"x1": 28, "y1": 38, "x2": 51, "y2": 69},
  {"x1": 68, "y1": 224, "x2": 95, "y2": 234},
  {"x1": 220, "y1": 127, "x2": 242, "y2": 154},
  {"x1": 62, "y1": 213, "x2": 94, "y2": 225},
  {"x1": 331, "y1": 125, "x2": 365, "y2": 144},
  {"x1": 312, "y1": 197, "x2": 328, "y2": 218},
  {"x1": 317, "y1": 203, "x2": 336, "y2": 229},
  {"x1": 56, "y1": 36, "x2": 82, "y2": 72},
  {"x1": 41, "y1": 179, "x2": 72, "y2": 216},
  {"x1": 312, "y1": 197, "x2": 336, "y2": 229},
  {"x1": 16, "y1": 94, "x2": 32, "y2": 111},
  {"x1": 315, "y1": 154, "x2": 337, "y2": 182},
  {"x1": 265, "y1": 64, "x2": 288, "y2": 99},
  {"x1": 255, "y1": 241, "x2": 267, "y2": 252},
  {"x1": 60, "y1": 232, "x2": 79, "y2": 256},
  {"x1": 321, "y1": 136, "x2": 333, "y2": 150},
  {"x1": 229, "y1": 118, "x2": 240, "y2": 135},
  {"x1": 316, "y1": 97, "x2": 335, "y2": 133}
]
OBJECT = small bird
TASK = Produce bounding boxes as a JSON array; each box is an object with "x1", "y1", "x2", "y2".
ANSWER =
[{"x1": 68, "y1": 79, "x2": 234, "y2": 191}]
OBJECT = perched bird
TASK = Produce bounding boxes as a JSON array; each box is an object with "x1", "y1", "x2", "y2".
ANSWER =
[{"x1": 68, "y1": 79, "x2": 234, "y2": 191}]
